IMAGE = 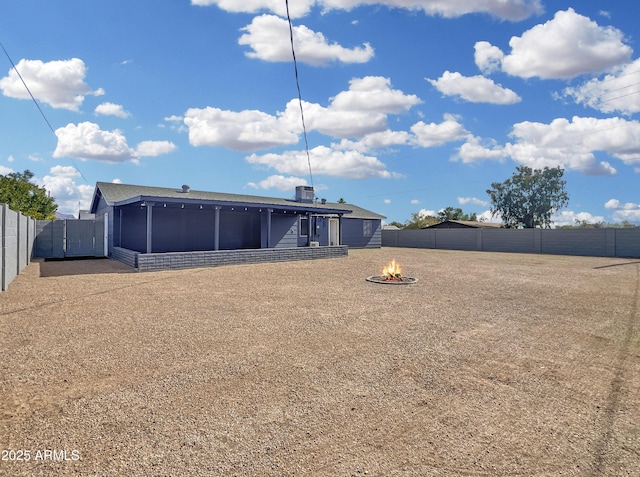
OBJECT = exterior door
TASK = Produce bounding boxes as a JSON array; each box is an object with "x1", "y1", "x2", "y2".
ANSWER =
[{"x1": 329, "y1": 218, "x2": 339, "y2": 246}]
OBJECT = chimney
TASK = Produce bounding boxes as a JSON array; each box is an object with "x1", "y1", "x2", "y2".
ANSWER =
[{"x1": 181, "y1": 184, "x2": 190, "y2": 193}]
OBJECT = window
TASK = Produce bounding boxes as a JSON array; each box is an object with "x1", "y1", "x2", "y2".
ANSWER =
[
  {"x1": 300, "y1": 216, "x2": 308, "y2": 236},
  {"x1": 363, "y1": 220, "x2": 372, "y2": 237}
]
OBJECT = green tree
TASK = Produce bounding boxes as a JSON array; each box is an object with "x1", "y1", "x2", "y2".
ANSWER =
[
  {"x1": 486, "y1": 166, "x2": 568, "y2": 228},
  {"x1": 404, "y1": 212, "x2": 439, "y2": 229},
  {"x1": 387, "y1": 221, "x2": 405, "y2": 229},
  {"x1": 437, "y1": 206, "x2": 478, "y2": 222},
  {"x1": 0, "y1": 170, "x2": 57, "y2": 219}
]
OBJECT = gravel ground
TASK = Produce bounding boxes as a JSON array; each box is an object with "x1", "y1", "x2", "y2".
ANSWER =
[{"x1": 0, "y1": 248, "x2": 639, "y2": 476}]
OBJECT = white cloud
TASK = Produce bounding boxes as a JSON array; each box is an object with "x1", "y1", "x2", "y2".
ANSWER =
[
  {"x1": 40, "y1": 165, "x2": 94, "y2": 216},
  {"x1": 418, "y1": 209, "x2": 436, "y2": 217},
  {"x1": 474, "y1": 41, "x2": 505, "y2": 75},
  {"x1": 334, "y1": 130, "x2": 412, "y2": 153},
  {"x1": 95, "y1": 102, "x2": 130, "y2": 118},
  {"x1": 247, "y1": 145, "x2": 396, "y2": 179},
  {"x1": 410, "y1": 199, "x2": 420, "y2": 205},
  {"x1": 0, "y1": 58, "x2": 103, "y2": 111},
  {"x1": 479, "y1": 9, "x2": 632, "y2": 79},
  {"x1": 383, "y1": 199, "x2": 391, "y2": 204},
  {"x1": 456, "y1": 136, "x2": 507, "y2": 163},
  {"x1": 551, "y1": 210, "x2": 605, "y2": 227},
  {"x1": 247, "y1": 174, "x2": 308, "y2": 191},
  {"x1": 194, "y1": 0, "x2": 543, "y2": 21},
  {"x1": 428, "y1": 71, "x2": 521, "y2": 104},
  {"x1": 239, "y1": 14, "x2": 374, "y2": 66},
  {"x1": 458, "y1": 196, "x2": 488, "y2": 207},
  {"x1": 458, "y1": 117, "x2": 640, "y2": 174},
  {"x1": 410, "y1": 114, "x2": 468, "y2": 148},
  {"x1": 184, "y1": 76, "x2": 421, "y2": 152},
  {"x1": 605, "y1": 198, "x2": 640, "y2": 224},
  {"x1": 290, "y1": 99, "x2": 388, "y2": 138},
  {"x1": 54, "y1": 122, "x2": 176, "y2": 162},
  {"x1": 191, "y1": 0, "x2": 314, "y2": 18},
  {"x1": 54, "y1": 122, "x2": 133, "y2": 162},
  {"x1": 134, "y1": 141, "x2": 177, "y2": 157},
  {"x1": 605, "y1": 198, "x2": 620, "y2": 209},
  {"x1": 563, "y1": 58, "x2": 640, "y2": 115},
  {"x1": 477, "y1": 209, "x2": 503, "y2": 223},
  {"x1": 0, "y1": 165, "x2": 14, "y2": 175},
  {"x1": 323, "y1": 0, "x2": 543, "y2": 21},
  {"x1": 331, "y1": 76, "x2": 420, "y2": 113},
  {"x1": 184, "y1": 107, "x2": 299, "y2": 152}
]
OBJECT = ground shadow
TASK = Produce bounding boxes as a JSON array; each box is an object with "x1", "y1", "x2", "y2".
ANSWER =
[
  {"x1": 593, "y1": 261, "x2": 640, "y2": 270},
  {"x1": 37, "y1": 257, "x2": 135, "y2": 278}
]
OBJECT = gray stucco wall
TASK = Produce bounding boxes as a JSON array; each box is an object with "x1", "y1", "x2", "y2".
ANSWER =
[
  {"x1": 341, "y1": 218, "x2": 382, "y2": 248},
  {"x1": 271, "y1": 214, "x2": 298, "y2": 248},
  {"x1": 382, "y1": 228, "x2": 640, "y2": 258}
]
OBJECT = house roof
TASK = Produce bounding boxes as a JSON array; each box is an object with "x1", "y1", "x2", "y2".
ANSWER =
[
  {"x1": 90, "y1": 182, "x2": 385, "y2": 219},
  {"x1": 426, "y1": 220, "x2": 503, "y2": 229}
]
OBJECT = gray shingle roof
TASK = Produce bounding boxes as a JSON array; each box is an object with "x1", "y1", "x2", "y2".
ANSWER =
[{"x1": 91, "y1": 182, "x2": 385, "y2": 219}]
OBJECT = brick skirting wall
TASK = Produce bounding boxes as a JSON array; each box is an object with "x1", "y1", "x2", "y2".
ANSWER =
[{"x1": 112, "y1": 246, "x2": 349, "y2": 272}]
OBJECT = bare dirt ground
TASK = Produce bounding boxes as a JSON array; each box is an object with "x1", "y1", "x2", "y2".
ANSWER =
[{"x1": 0, "y1": 248, "x2": 639, "y2": 476}]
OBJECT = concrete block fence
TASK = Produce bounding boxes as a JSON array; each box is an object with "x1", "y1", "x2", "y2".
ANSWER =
[
  {"x1": 382, "y1": 227, "x2": 640, "y2": 258},
  {"x1": 1, "y1": 203, "x2": 36, "y2": 291}
]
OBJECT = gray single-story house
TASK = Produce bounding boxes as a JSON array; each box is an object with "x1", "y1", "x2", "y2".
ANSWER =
[{"x1": 88, "y1": 182, "x2": 384, "y2": 269}]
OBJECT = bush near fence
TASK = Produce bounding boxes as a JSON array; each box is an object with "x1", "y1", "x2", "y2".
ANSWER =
[
  {"x1": 1, "y1": 203, "x2": 36, "y2": 291},
  {"x1": 382, "y1": 227, "x2": 640, "y2": 258}
]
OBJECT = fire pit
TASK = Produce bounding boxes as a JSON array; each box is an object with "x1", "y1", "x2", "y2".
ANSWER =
[{"x1": 366, "y1": 258, "x2": 418, "y2": 285}]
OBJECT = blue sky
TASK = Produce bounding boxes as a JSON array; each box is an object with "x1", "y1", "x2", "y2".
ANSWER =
[{"x1": 1, "y1": 0, "x2": 639, "y2": 225}]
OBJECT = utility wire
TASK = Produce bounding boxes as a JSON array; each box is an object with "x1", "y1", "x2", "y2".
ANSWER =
[
  {"x1": 285, "y1": 0, "x2": 314, "y2": 191},
  {"x1": 0, "y1": 40, "x2": 90, "y2": 185},
  {"x1": 0, "y1": 40, "x2": 56, "y2": 135}
]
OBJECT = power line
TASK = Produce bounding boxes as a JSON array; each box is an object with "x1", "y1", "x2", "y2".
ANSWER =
[
  {"x1": 0, "y1": 40, "x2": 56, "y2": 135},
  {"x1": 285, "y1": 0, "x2": 314, "y2": 191},
  {"x1": 0, "y1": 40, "x2": 90, "y2": 185}
]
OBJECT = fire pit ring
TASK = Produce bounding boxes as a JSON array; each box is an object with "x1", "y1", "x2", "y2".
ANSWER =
[{"x1": 366, "y1": 276, "x2": 418, "y2": 285}]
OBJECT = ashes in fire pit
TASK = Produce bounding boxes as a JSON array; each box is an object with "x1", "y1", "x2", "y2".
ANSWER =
[{"x1": 366, "y1": 259, "x2": 418, "y2": 285}]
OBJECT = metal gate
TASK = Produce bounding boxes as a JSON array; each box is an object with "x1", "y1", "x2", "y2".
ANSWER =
[{"x1": 35, "y1": 218, "x2": 105, "y2": 259}]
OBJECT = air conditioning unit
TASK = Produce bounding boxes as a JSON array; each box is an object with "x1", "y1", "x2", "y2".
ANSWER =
[
  {"x1": 295, "y1": 185, "x2": 314, "y2": 203},
  {"x1": 309, "y1": 241, "x2": 319, "y2": 247}
]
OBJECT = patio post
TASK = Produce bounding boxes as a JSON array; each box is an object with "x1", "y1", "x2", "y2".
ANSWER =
[
  {"x1": 145, "y1": 202, "x2": 155, "y2": 253},
  {"x1": 214, "y1": 206, "x2": 221, "y2": 251}
]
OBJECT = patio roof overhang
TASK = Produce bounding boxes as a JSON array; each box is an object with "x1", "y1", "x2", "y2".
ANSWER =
[{"x1": 113, "y1": 195, "x2": 353, "y2": 216}]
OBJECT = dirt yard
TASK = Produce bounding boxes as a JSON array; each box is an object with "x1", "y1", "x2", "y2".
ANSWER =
[{"x1": 1, "y1": 248, "x2": 638, "y2": 476}]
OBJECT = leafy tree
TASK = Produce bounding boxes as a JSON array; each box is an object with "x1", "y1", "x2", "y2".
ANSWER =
[
  {"x1": 386, "y1": 221, "x2": 405, "y2": 229},
  {"x1": 404, "y1": 212, "x2": 439, "y2": 229},
  {"x1": 486, "y1": 166, "x2": 568, "y2": 228},
  {"x1": 437, "y1": 206, "x2": 478, "y2": 222},
  {"x1": 0, "y1": 170, "x2": 57, "y2": 219}
]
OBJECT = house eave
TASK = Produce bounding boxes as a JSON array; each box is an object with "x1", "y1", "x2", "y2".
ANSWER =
[{"x1": 113, "y1": 195, "x2": 352, "y2": 215}]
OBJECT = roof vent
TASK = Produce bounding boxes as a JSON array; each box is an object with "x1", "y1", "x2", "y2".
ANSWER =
[{"x1": 181, "y1": 184, "x2": 190, "y2": 193}]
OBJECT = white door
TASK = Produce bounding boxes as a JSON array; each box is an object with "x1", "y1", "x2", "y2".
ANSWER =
[{"x1": 329, "y1": 218, "x2": 339, "y2": 246}]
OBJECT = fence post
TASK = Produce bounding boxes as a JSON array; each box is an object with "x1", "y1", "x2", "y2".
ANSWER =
[{"x1": 1, "y1": 204, "x2": 5, "y2": 291}]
